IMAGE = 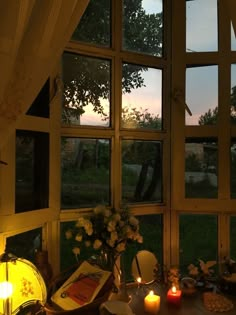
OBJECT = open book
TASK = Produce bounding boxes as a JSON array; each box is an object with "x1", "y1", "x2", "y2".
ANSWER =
[{"x1": 51, "y1": 261, "x2": 112, "y2": 310}]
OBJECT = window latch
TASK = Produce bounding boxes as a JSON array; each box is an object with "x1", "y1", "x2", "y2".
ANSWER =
[{"x1": 173, "y1": 88, "x2": 192, "y2": 116}]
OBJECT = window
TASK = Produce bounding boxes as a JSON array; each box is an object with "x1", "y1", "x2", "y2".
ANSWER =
[
  {"x1": 60, "y1": 0, "x2": 166, "y2": 272},
  {"x1": 15, "y1": 130, "x2": 49, "y2": 212}
]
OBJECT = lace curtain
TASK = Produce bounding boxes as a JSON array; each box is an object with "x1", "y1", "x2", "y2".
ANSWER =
[{"x1": 0, "y1": 0, "x2": 89, "y2": 150}]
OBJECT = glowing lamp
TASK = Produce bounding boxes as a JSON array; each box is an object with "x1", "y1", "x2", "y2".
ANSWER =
[{"x1": 0, "y1": 252, "x2": 47, "y2": 315}]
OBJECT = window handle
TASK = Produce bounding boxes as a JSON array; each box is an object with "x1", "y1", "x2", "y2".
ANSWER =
[{"x1": 173, "y1": 88, "x2": 192, "y2": 116}]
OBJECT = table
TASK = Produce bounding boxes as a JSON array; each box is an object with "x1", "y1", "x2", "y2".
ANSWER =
[{"x1": 111, "y1": 282, "x2": 236, "y2": 315}]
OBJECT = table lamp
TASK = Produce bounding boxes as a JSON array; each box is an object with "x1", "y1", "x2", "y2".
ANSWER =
[{"x1": 0, "y1": 252, "x2": 47, "y2": 315}]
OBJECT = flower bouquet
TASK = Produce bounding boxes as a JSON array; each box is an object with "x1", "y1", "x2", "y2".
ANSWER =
[{"x1": 65, "y1": 205, "x2": 143, "y2": 272}]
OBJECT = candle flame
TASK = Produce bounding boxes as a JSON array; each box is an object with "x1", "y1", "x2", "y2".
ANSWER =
[
  {"x1": 149, "y1": 290, "x2": 154, "y2": 296},
  {"x1": 171, "y1": 286, "x2": 177, "y2": 294},
  {"x1": 137, "y1": 277, "x2": 141, "y2": 283}
]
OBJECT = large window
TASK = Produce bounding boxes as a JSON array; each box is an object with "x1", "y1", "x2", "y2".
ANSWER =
[{"x1": 60, "y1": 0, "x2": 166, "y2": 272}]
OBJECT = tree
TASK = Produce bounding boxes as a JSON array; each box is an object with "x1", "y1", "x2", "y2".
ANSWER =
[
  {"x1": 198, "y1": 86, "x2": 236, "y2": 125},
  {"x1": 63, "y1": 0, "x2": 163, "y2": 123}
]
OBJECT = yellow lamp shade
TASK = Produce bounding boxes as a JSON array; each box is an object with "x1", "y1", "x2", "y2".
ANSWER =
[{"x1": 0, "y1": 253, "x2": 47, "y2": 314}]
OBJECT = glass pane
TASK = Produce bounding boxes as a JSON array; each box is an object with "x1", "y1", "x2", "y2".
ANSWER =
[
  {"x1": 186, "y1": 66, "x2": 218, "y2": 125},
  {"x1": 179, "y1": 214, "x2": 218, "y2": 276},
  {"x1": 71, "y1": 0, "x2": 111, "y2": 47},
  {"x1": 122, "y1": 140, "x2": 162, "y2": 203},
  {"x1": 61, "y1": 137, "x2": 110, "y2": 209},
  {"x1": 122, "y1": 0, "x2": 163, "y2": 57},
  {"x1": 231, "y1": 64, "x2": 236, "y2": 125},
  {"x1": 15, "y1": 131, "x2": 49, "y2": 212},
  {"x1": 62, "y1": 53, "x2": 111, "y2": 127},
  {"x1": 60, "y1": 221, "x2": 97, "y2": 271},
  {"x1": 124, "y1": 214, "x2": 163, "y2": 282},
  {"x1": 232, "y1": 22, "x2": 236, "y2": 51},
  {"x1": 6, "y1": 228, "x2": 42, "y2": 262},
  {"x1": 231, "y1": 139, "x2": 236, "y2": 198},
  {"x1": 186, "y1": 0, "x2": 218, "y2": 52},
  {"x1": 122, "y1": 63, "x2": 162, "y2": 130},
  {"x1": 185, "y1": 138, "x2": 218, "y2": 198},
  {"x1": 230, "y1": 216, "x2": 236, "y2": 261}
]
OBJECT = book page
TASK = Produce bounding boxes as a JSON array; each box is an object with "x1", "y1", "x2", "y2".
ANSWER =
[{"x1": 51, "y1": 261, "x2": 112, "y2": 310}]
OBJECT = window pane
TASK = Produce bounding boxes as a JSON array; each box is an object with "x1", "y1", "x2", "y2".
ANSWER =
[
  {"x1": 232, "y1": 22, "x2": 236, "y2": 51},
  {"x1": 124, "y1": 214, "x2": 163, "y2": 282},
  {"x1": 231, "y1": 139, "x2": 236, "y2": 198},
  {"x1": 61, "y1": 138, "x2": 111, "y2": 209},
  {"x1": 71, "y1": 0, "x2": 111, "y2": 47},
  {"x1": 122, "y1": 140, "x2": 162, "y2": 203},
  {"x1": 230, "y1": 216, "x2": 236, "y2": 260},
  {"x1": 179, "y1": 214, "x2": 218, "y2": 275},
  {"x1": 122, "y1": 63, "x2": 162, "y2": 130},
  {"x1": 6, "y1": 228, "x2": 42, "y2": 262},
  {"x1": 16, "y1": 131, "x2": 49, "y2": 212},
  {"x1": 122, "y1": 0, "x2": 163, "y2": 57},
  {"x1": 60, "y1": 221, "x2": 97, "y2": 271},
  {"x1": 231, "y1": 64, "x2": 236, "y2": 125},
  {"x1": 186, "y1": 66, "x2": 218, "y2": 125},
  {"x1": 185, "y1": 139, "x2": 218, "y2": 198},
  {"x1": 62, "y1": 53, "x2": 111, "y2": 127},
  {"x1": 186, "y1": 0, "x2": 218, "y2": 52}
]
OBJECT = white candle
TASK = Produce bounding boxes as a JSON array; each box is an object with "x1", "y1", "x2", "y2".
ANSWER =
[{"x1": 144, "y1": 290, "x2": 160, "y2": 314}]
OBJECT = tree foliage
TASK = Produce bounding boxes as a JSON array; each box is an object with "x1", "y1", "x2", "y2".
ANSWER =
[{"x1": 63, "y1": 0, "x2": 163, "y2": 124}]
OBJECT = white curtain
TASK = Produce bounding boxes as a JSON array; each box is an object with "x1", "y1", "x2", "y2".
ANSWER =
[
  {"x1": 0, "y1": 0, "x2": 89, "y2": 149},
  {"x1": 226, "y1": 0, "x2": 236, "y2": 34}
]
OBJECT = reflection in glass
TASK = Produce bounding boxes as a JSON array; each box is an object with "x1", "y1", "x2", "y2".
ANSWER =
[
  {"x1": 231, "y1": 64, "x2": 236, "y2": 125},
  {"x1": 15, "y1": 131, "x2": 49, "y2": 212},
  {"x1": 6, "y1": 228, "x2": 42, "y2": 263},
  {"x1": 231, "y1": 22, "x2": 236, "y2": 51},
  {"x1": 124, "y1": 214, "x2": 163, "y2": 282},
  {"x1": 186, "y1": 66, "x2": 218, "y2": 125},
  {"x1": 185, "y1": 139, "x2": 218, "y2": 198},
  {"x1": 122, "y1": 64, "x2": 162, "y2": 130},
  {"x1": 61, "y1": 137, "x2": 110, "y2": 209},
  {"x1": 179, "y1": 214, "x2": 218, "y2": 275},
  {"x1": 71, "y1": 0, "x2": 111, "y2": 47},
  {"x1": 230, "y1": 216, "x2": 236, "y2": 261},
  {"x1": 230, "y1": 139, "x2": 236, "y2": 198},
  {"x1": 122, "y1": 140, "x2": 162, "y2": 203},
  {"x1": 62, "y1": 53, "x2": 111, "y2": 127},
  {"x1": 186, "y1": 0, "x2": 218, "y2": 52},
  {"x1": 122, "y1": 0, "x2": 163, "y2": 57}
]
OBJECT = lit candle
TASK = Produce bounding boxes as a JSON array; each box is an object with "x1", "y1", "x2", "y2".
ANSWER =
[
  {"x1": 144, "y1": 290, "x2": 160, "y2": 314},
  {"x1": 137, "y1": 277, "x2": 142, "y2": 287},
  {"x1": 166, "y1": 285, "x2": 182, "y2": 307}
]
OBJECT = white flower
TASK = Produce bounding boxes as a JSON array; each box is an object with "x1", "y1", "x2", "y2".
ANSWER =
[
  {"x1": 75, "y1": 233, "x2": 83, "y2": 242},
  {"x1": 76, "y1": 217, "x2": 85, "y2": 227},
  {"x1": 116, "y1": 242, "x2": 126, "y2": 253},
  {"x1": 110, "y1": 231, "x2": 118, "y2": 241},
  {"x1": 72, "y1": 247, "x2": 80, "y2": 255},
  {"x1": 85, "y1": 240, "x2": 91, "y2": 247},
  {"x1": 129, "y1": 216, "x2": 139, "y2": 226},
  {"x1": 93, "y1": 239, "x2": 102, "y2": 249},
  {"x1": 107, "y1": 220, "x2": 116, "y2": 232}
]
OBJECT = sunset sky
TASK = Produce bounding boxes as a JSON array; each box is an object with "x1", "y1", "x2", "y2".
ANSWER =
[{"x1": 80, "y1": 0, "x2": 236, "y2": 127}]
